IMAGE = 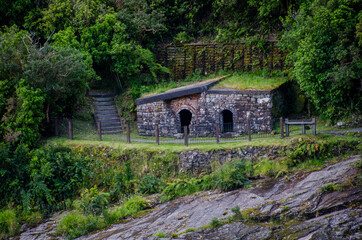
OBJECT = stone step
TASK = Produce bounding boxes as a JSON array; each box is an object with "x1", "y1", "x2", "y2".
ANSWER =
[
  {"x1": 95, "y1": 106, "x2": 117, "y2": 111},
  {"x1": 96, "y1": 116, "x2": 120, "y2": 121},
  {"x1": 94, "y1": 102, "x2": 115, "y2": 106},
  {"x1": 95, "y1": 110, "x2": 118, "y2": 115},
  {"x1": 93, "y1": 97, "x2": 114, "y2": 102},
  {"x1": 98, "y1": 122, "x2": 122, "y2": 128},
  {"x1": 101, "y1": 126, "x2": 123, "y2": 131},
  {"x1": 89, "y1": 92, "x2": 114, "y2": 98}
]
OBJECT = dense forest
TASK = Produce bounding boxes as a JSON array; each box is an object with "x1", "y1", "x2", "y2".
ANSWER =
[{"x1": 0, "y1": 0, "x2": 361, "y2": 238}]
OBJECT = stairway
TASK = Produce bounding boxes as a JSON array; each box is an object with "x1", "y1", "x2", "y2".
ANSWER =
[{"x1": 91, "y1": 93, "x2": 123, "y2": 134}]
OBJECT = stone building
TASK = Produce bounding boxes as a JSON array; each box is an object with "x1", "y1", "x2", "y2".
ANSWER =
[{"x1": 136, "y1": 78, "x2": 278, "y2": 137}]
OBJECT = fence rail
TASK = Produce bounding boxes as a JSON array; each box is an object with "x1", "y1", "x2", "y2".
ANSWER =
[{"x1": 53, "y1": 117, "x2": 320, "y2": 146}]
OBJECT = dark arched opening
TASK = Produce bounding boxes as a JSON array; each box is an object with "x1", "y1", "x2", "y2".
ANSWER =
[
  {"x1": 179, "y1": 109, "x2": 192, "y2": 133},
  {"x1": 221, "y1": 110, "x2": 233, "y2": 132}
]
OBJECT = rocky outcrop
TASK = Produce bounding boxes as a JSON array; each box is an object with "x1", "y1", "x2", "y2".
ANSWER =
[{"x1": 16, "y1": 155, "x2": 361, "y2": 240}]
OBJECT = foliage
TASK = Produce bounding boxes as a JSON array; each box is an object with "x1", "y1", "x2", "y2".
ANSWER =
[
  {"x1": 1, "y1": 79, "x2": 45, "y2": 146},
  {"x1": 207, "y1": 161, "x2": 251, "y2": 191},
  {"x1": 286, "y1": 138, "x2": 359, "y2": 167},
  {"x1": 210, "y1": 217, "x2": 223, "y2": 228},
  {"x1": 154, "y1": 232, "x2": 166, "y2": 237},
  {"x1": 24, "y1": 46, "x2": 94, "y2": 119},
  {"x1": 0, "y1": 26, "x2": 29, "y2": 123},
  {"x1": 0, "y1": 143, "x2": 30, "y2": 208},
  {"x1": 0, "y1": 26, "x2": 95, "y2": 144},
  {"x1": 161, "y1": 160, "x2": 250, "y2": 201},
  {"x1": 56, "y1": 211, "x2": 104, "y2": 240},
  {"x1": 253, "y1": 158, "x2": 289, "y2": 177},
  {"x1": 73, "y1": 186, "x2": 110, "y2": 216},
  {"x1": 103, "y1": 195, "x2": 146, "y2": 224},
  {"x1": 321, "y1": 183, "x2": 339, "y2": 193},
  {"x1": 281, "y1": 0, "x2": 361, "y2": 122},
  {"x1": 0, "y1": 209, "x2": 19, "y2": 239},
  {"x1": 139, "y1": 175, "x2": 163, "y2": 194}
]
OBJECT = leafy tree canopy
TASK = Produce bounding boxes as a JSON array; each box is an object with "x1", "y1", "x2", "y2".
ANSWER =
[{"x1": 281, "y1": 0, "x2": 361, "y2": 122}]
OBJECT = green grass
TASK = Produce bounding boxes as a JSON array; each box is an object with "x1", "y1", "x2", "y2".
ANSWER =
[
  {"x1": 213, "y1": 71, "x2": 288, "y2": 90},
  {"x1": 0, "y1": 209, "x2": 19, "y2": 239},
  {"x1": 47, "y1": 131, "x2": 361, "y2": 153},
  {"x1": 141, "y1": 73, "x2": 230, "y2": 98},
  {"x1": 140, "y1": 69, "x2": 288, "y2": 98}
]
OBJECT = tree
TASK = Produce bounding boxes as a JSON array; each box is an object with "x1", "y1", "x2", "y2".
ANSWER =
[
  {"x1": 281, "y1": 0, "x2": 361, "y2": 122},
  {"x1": 23, "y1": 46, "x2": 96, "y2": 121}
]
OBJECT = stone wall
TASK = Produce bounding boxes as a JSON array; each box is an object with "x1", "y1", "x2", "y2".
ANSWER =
[
  {"x1": 179, "y1": 146, "x2": 286, "y2": 173},
  {"x1": 137, "y1": 89, "x2": 275, "y2": 137}
]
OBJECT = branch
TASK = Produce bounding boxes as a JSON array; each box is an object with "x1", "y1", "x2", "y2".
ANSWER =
[{"x1": 40, "y1": 30, "x2": 55, "y2": 51}]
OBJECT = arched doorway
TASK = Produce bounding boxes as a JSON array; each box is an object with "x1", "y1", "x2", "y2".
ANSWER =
[
  {"x1": 221, "y1": 110, "x2": 233, "y2": 132},
  {"x1": 179, "y1": 109, "x2": 192, "y2": 133}
]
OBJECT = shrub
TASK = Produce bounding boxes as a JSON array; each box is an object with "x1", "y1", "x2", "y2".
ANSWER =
[
  {"x1": 210, "y1": 217, "x2": 222, "y2": 228},
  {"x1": 161, "y1": 178, "x2": 201, "y2": 201},
  {"x1": 73, "y1": 186, "x2": 110, "y2": 216},
  {"x1": 0, "y1": 209, "x2": 19, "y2": 239},
  {"x1": 56, "y1": 211, "x2": 104, "y2": 240},
  {"x1": 209, "y1": 161, "x2": 250, "y2": 191},
  {"x1": 138, "y1": 175, "x2": 162, "y2": 194},
  {"x1": 321, "y1": 184, "x2": 339, "y2": 193},
  {"x1": 104, "y1": 195, "x2": 147, "y2": 224}
]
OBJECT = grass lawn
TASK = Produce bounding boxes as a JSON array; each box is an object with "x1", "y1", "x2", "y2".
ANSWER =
[
  {"x1": 139, "y1": 69, "x2": 288, "y2": 98},
  {"x1": 213, "y1": 71, "x2": 288, "y2": 90},
  {"x1": 46, "y1": 131, "x2": 360, "y2": 153}
]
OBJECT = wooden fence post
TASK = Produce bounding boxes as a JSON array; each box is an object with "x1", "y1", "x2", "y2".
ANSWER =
[
  {"x1": 248, "y1": 118, "x2": 251, "y2": 141},
  {"x1": 68, "y1": 118, "x2": 73, "y2": 140},
  {"x1": 97, "y1": 122, "x2": 102, "y2": 141},
  {"x1": 280, "y1": 117, "x2": 284, "y2": 139},
  {"x1": 55, "y1": 117, "x2": 59, "y2": 137},
  {"x1": 312, "y1": 118, "x2": 316, "y2": 136},
  {"x1": 126, "y1": 122, "x2": 131, "y2": 144},
  {"x1": 216, "y1": 123, "x2": 220, "y2": 144},
  {"x1": 184, "y1": 126, "x2": 188, "y2": 146},
  {"x1": 155, "y1": 124, "x2": 159, "y2": 145},
  {"x1": 285, "y1": 118, "x2": 289, "y2": 137}
]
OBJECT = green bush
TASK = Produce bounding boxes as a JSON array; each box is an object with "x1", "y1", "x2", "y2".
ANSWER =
[
  {"x1": 321, "y1": 184, "x2": 339, "y2": 193},
  {"x1": 161, "y1": 178, "x2": 202, "y2": 201},
  {"x1": 209, "y1": 161, "x2": 250, "y2": 191},
  {"x1": 56, "y1": 211, "x2": 104, "y2": 240},
  {"x1": 0, "y1": 209, "x2": 19, "y2": 239},
  {"x1": 104, "y1": 195, "x2": 147, "y2": 224},
  {"x1": 73, "y1": 186, "x2": 110, "y2": 216},
  {"x1": 210, "y1": 217, "x2": 223, "y2": 228},
  {"x1": 138, "y1": 175, "x2": 162, "y2": 194}
]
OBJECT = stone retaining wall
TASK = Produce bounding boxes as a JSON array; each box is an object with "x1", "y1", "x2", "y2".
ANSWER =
[{"x1": 178, "y1": 145, "x2": 286, "y2": 173}]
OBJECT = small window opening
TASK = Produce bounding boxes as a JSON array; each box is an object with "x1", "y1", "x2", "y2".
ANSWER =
[
  {"x1": 221, "y1": 110, "x2": 233, "y2": 132},
  {"x1": 179, "y1": 109, "x2": 192, "y2": 133}
]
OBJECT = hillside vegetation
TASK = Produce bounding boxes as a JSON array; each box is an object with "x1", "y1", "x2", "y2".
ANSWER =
[{"x1": 0, "y1": 1, "x2": 361, "y2": 239}]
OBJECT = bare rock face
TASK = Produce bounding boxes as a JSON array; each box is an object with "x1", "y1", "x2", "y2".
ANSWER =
[{"x1": 16, "y1": 155, "x2": 361, "y2": 240}]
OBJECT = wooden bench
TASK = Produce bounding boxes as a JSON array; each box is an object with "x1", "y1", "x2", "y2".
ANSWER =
[{"x1": 285, "y1": 118, "x2": 316, "y2": 136}]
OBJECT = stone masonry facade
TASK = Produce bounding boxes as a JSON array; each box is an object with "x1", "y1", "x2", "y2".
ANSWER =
[{"x1": 137, "y1": 89, "x2": 275, "y2": 137}]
